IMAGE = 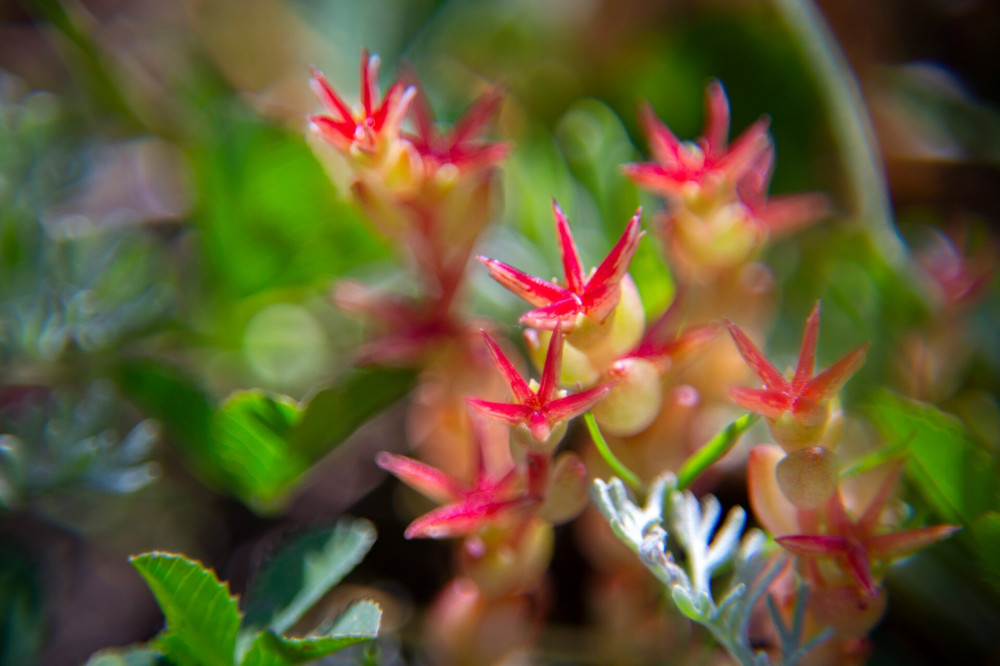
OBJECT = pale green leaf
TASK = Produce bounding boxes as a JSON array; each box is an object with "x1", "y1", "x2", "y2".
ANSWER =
[
  {"x1": 242, "y1": 519, "x2": 377, "y2": 636},
  {"x1": 677, "y1": 414, "x2": 759, "y2": 490},
  {"x1": 130, "y1": 553, "x2": 241, "y2": 666}
]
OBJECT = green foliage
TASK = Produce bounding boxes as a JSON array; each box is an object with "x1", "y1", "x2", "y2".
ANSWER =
[
  {"x1": 592, "y1": 474, "x2": 829, "y2": 666},
  {"x1": 242, "y1": 520, "x2": 377, "y2": 636},
  {"x1": 677, "y1": 413, "x2": 759, "y2": 491},
  {"x1": 117, "y1": 361, "x2": 415, "y2": 514},
  {"x1": 869, "y1": 391, "x2": 998, "y2": 524},
  {"x1": 124, "y1": 519, "x2": 378, "y2": 666}
]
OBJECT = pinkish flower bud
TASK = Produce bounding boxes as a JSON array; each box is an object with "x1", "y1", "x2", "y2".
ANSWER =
[
  {"x1": 458, "y1": 520, "x2": 554, "y2": 598},
  {"x1": 776, "y1": 446, "x2": 839, "y2": 509},
  {"x1": 538, "y1": 452, "x2": 590, "y2": 524},
  {"x1": 591, "y1": 357, "x2": 662, "y2": 437}
]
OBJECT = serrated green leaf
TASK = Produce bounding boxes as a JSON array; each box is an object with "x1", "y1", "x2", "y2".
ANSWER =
[
  {"x1": 242, "y1": 519, "x2": 376, "y2": 637},
  {"x1": 212, "y1": 390, "x2": 305, "y2": 513},
  {"x1": 241, "y1": 600, "x2": 380, "y2": 666},
  {"x1": 130, "y1": 553, "x2": 241, "y2": 666},
  {"x1": 84, "y1": 646, "x2": 164, "y2": 666},
  {"x1": 291, "y1": 368, "x2": 416, "y2": 462},
  {"x1": 677, "y1": 413, "x2": 759, "y2": 490},
  {"x1": 869, "y1": 391, "x2": 997, "y2": 524}
]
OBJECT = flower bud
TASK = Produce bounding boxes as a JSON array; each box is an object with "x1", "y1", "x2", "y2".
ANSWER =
[
  {"x1": 567, "y1": 274, "x2": 646, "y2": 370},
  {"x1": 526, "y1": 330, "x2": 600, "y2": 388},
  {"x1": 767, "y1": 400, "x2": 830, "y2": 452},
  {"x1": 458, "y1": 520, "x2": 554, "y2": 598},
  {"x1": 776, "y1": 446, "x2": 839, "y2": 509},
  {"x1": 538, "y1": 452, "x2": 589, "y2": 524},
  {"x1": 591, "y1": 358, "x2": 662, "y2": 437}
]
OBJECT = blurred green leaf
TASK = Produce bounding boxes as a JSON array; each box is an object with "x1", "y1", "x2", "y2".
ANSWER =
[
  {"x1": 971, "y1": 512, "x2": 1000, "y2": 593},
  {"x1": 130, "y1": 553, "x2": 241, "y2": 666},
  {"x1": 291, "y1": 368, "x2": 416, "y2": 462},
  {"x1": 212, "y1": 390, "x2": 304, "y2": 513},
  {"x1": 0, "y1": 544, "x2": 44, "y2": 666},
  {"x1": 677, "y1": 413, "x2": 759, "y2": 491},
  {"x1": 869, "y1": 391, "x2": 998, "y2": 524},
  {"x1": 241, "y1": 601, "x2": 380, "y2": 666},
  {"x1": 242, "y1": 519, "x2": 376, "y2": 637}
]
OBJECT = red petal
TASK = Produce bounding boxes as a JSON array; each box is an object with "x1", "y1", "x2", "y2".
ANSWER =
[
  {"x1": 452, "y1": 86, "x2": 504, "y2": 145},
  {"x1": 751, "y1": 193, "x2": 830, "y2": 236},
  {"x1": 587, "y1": 208, "x2": 643, "y2": 294},
  {"x1": 793, "y1": 302, "x2": 821, "y2": 391},
  {"x1": 621, "y1": 163, "x2": 686, "y2": 193},
  {"x1": 543, "y1": 383, "x2": 614, "y2": 424},
  {"x1": 717, "y1": 117, "x2": 770, "y2": 181},
  {"x1": 866, "y1": 525, "x2": 960, "y2": 560},
  {"x1": 803, "y1": 342, "x2": 870, "y2": 403},
  {"x1": 581, "y1": 282, "x2": 621, "y2": 324},
  {"x1": 404, "y1": 496, "x2": 533, "y2": 539},
  {"x1": 481, "y1": 331, "x2": 534, "y2": 404},
  {"x1": 538, "y1": 329, "x2": 564, "y2": 404},
  {"x1": 728, "y1": 387, "x2": 791, "y2": 420},
  {"x1": 360, "y1": 49, "x2": 377, "y2": 116},
  {"x1": 310, "y1": 67, "x2": 354, "y2": 122},
  {"x1": 309, "y1": 115, "x2": 357, "y2": 148},
  {"x1": 466, "y1": 398, "x2": 534, "y2": 428},
  {"x1": 520, "y1": 298, "x2": 584, "y2": 331},
  {"x1": 857, "y1": 460, "x2": 904, "y2": 535},
  {"x1": 376, "y1": 452, "x2": 463, "y2": 503},
  {"x1": 553, "y1": 201, "x2": 585, "y2": 294},
  {"x1": 724, "y1": 320, "x2": 789, "y2": 391},
  {"x1": 845, "y1": 543, "x2": 878, "y2": 598},
  {"x1": 639, "y1": 103, "x2": 682, "y2": 165},
  {"x1": 477, "y1": 256, "x2": 568, "y2": 307},
  {"x1": 702, "y1": 79, "x2": 730, "y2": 154},
  {"x1": 777, "y1": 534, "x2": 851, "y2": 557}
]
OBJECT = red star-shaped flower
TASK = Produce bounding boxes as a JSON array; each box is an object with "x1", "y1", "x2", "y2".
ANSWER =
[
  {"x1": 404, "y1": 75, "x2": 510, "y2": 172},
  {"x1": 376, "y1": 417, "x2": 533, "y2": 539},
  {"x1": 309, "y1": 49, "x2": 415, "y2": 154},
  {"x1": 735, "y1": 143, "x2": 830, "y2": 237},
  {"x1": 726, "y1": 302, "x2": 869, "y2": 430},
  {"x1": 478, "y1": 202, "x2": 644, "y2": 331},
  {"x1": 623, "y1": 80, "x2": 770, "y2": 200},
  {"x1": 777, "y1": 463, "x2": 959, "y2": 599},
  {"x1": 466, "y1": 329, "x2": 613, "y2": 443}
]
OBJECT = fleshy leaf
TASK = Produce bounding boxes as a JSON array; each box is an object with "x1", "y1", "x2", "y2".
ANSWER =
[
  {"x1": 130, "y1": 553, "x2": 241, "y2": 666},
  {"x1": 677, "y1": 413, "x2": 759, "y2": 490}
]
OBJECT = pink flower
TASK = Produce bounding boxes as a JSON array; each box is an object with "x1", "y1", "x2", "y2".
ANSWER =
[
  {"x1": 726, "y1": 302, "x2": 868, "y2": 433},
  {"x1": 735, "y1": 143, "x2": 830, "y2": 237},
  {"x1": 309, "y1": 50, "x2": 415, "y2": 154},
  {"x1": 623, "y1": 81, "x2": 770, "y2": 200},
  {"x1": 624, "y1": 295, "x2": 720, "y2": 372},
  {"x1": 776, "y1": 462, "x2": 959, "y2": 599},
  {"x1": 376, "y1": 417, "x2": 533, "y2": 539},
  {"x1": 478, "y1": 202, "x2": 644, "y2": 331},
  {"x1": 466, "y1": 329, "x2": 613, "y2": 443},
  {"x1": 405, "y1": 76, "x2": 510, "y2": 171}
]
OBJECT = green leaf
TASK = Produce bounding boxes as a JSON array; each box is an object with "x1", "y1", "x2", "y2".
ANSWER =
[
  {"x1": 130, "y1": 553, "x2": 241, "y2": 666},
  {"x1": 291, "y1": 368, "x2": 416, "y2": 462},
  {"x1": 972, "y1": 512, "x2": 1000, "y2": 593},
  {"x1": 242, "y1": 518, "x2": 377, "y2": 637},
  {"x1": 114, "y1": 359, "x2": 222, "y2": 487},
  {"x1": 84, "y1": 646, "x2": 165, "y2": 666},
  {"x1": 241, "y1": 601, "x2": 381, "y2": 666},
  {"x1": 584, "y1": 412, "x2": 643, "y2": 492},
  {"x1": 869, "y1": 391, "x2": 998, "y2": 524},
  {"x1": 677, "y1": 413, "x2": 759, "y2": 490},
  {"x1": 212, "y1": 390, "x2": 305, "y2": 514}
]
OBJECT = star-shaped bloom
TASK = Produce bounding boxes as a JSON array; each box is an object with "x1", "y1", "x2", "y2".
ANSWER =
[
  {"x1": 726, "y1": 302, "x2": 869, "y2": 431},
  {"x1": 622, "y1": 80, "x2": 770, "y2": 201},
  {"x1": 478, "y1": 202, "x2": 644, "y2": 331},
  {"x1": 624, "y1": 295, "x2": 720, "y2": 372},
  {"x1": 466, "y1": 329, "x2": 613, "y2": 443},
  {"x1": 404, "y1": 75, "x2": 510, "y2": 172},
  {"x1": 309, "y1": 50, "x2": 415, "y2": 154},
  {"x1": 376, "y1": 417, "x2": 533, "y2": 539},
  {"x1": 776, "y1": 463, "x2": 959, "y2": 599},
  {"x1": 735, "y1": 143, "x2": 830, "y2": 237}
]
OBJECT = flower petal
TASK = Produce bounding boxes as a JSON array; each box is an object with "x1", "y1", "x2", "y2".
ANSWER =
[
  {"x1": 725, "y1": 320, "x2": 789, "y2": 391},
  {"x1": 520, "y1": 297, "x2": 584, "y2": 331},
  {"x1": 537, "y1": 329, "x2": 564, "y2": 404},
  {"x1": 553, "y1": 201, "x2": 585, "y2": 294},
  {"x1": 702, "y1": 79, "x2": 730, "y2": 154},
  {"x1": 866, "y1": 524, "x2": 960, "y2": 561},
  {"x1": 477, "y1": 256, "x2": 569, "y2": 307},
  {"x1": 543, "y1": 383, "x2": 614, "y2": 424},
  {"x1": 776, "y1": 534, "x2": 851, "y2": 557},
  {"x1": 481, "y1": 331, "x2": 535, "y2": 404},
  {"x1": 465, "y1": 398, "x2": 534, "y2": 428},
  {"x1": 639, "y1": 102, "x2": 682, "y2": 165},
  {"x1": 376, "y1": 452, "x2": 464, "y2": 503},
  {"x1": 586, "y1": 208, "x2": 643, "y2": 294},
  {"x1": 803, "y1": 342, "x2": 870, "y2": 403},
  {"x1": 404, "y1": 496, "x2": 534, "y2": 539},
  {"x1": 793, "y1": 302, "x2": 821, "y2": 391},
  {"x1": 728, "y1": 387, "x2": 791, "y2": 420}
]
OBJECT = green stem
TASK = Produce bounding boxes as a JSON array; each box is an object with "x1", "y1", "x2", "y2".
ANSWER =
[{"x1": 584, "y1": 412, "x2": 643, "y2": 492}]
